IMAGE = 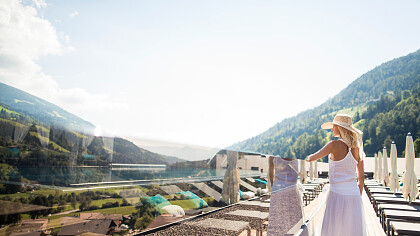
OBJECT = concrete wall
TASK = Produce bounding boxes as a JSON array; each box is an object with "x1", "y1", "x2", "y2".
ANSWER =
[
  {"x1": 215, "y1": 154, "x2": 228, "y2": 168},
  {"x1": 216, "y1": 153, "x2": 420, "y2": 176},
  {"x1": 298, "y1": 157, "x2": 420, "y2": 176},
  {"x1": 214, "y1": 153, "x2": 269, "y2": 172},
  {"x1": 237, "y1": 154, "x2": 269, "y2": 173}
]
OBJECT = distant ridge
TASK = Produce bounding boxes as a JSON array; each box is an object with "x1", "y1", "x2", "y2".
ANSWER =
[
  {"x1": 0, "y1": 83, "x2": 95, "y2": 134},
  {"x1": 127, "y1": 137, "x2": 220, "y2": 162},
  {"x1": 229, "y1": 49, "x2": 420, "y2": 158}
]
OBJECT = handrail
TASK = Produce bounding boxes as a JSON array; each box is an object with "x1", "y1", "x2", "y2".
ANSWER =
[{"x1": 293, "y1": 196, "x2": 327, "y2": 236}]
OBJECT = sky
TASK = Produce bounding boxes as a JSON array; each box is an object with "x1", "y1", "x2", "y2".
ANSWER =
[{"x1": 0, "y1": 0, "x2": 419, "y2": 148}]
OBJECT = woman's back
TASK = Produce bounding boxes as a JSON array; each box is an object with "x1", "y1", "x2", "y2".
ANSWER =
[
  {"x1": 328, "y1": 139, "x2": 359, "y2": 195},
  {"x1": 330, "y1": 140, "x2": 355, "y2": 161}
]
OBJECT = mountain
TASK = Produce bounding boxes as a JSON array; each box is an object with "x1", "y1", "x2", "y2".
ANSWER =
[
  {"x1": 0, "y1": 83, "x2": 183, "y2": 166},
  {"x1": 359, "y1": 85, "x2": 420, "y2": 157},
  {"x1": 229, "y1": 49, "x2": 420, "y2": 159},
  {"x1": 127, "y1": 137, "x2": 220, "y2": 161},
  {"x1": 0, "y1": 83, "x2": 95, "y2": 134}
]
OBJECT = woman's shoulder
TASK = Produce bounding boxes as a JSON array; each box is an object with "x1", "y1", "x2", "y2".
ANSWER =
[
  {"x1": 329, "y1": 140, "x2": 349, "y2": 152},
  {"x1": 329, "y1": 140, "x2": 344, "y2": 147}
]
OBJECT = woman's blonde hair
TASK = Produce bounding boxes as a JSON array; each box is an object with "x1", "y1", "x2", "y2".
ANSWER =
[{"x1": 337, "y1": 126, "x2": 358, "y2": 148}]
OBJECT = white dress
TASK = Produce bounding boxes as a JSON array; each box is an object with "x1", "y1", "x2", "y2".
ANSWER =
[
  {"x1": 318, "y1": 142, "x2": 367, "y2": 236},
  {"x1": 268, "y1": 157, "x2": 305, "y2": 235}
]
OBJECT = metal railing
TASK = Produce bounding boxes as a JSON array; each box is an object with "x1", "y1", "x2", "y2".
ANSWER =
[{"x1": 293, "y1": 195, "x2": 327, "y2": 236}]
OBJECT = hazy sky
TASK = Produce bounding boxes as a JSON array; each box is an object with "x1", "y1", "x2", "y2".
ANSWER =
[{"x1": 1, "y1": 0, "x2": 419, "y2": 148}]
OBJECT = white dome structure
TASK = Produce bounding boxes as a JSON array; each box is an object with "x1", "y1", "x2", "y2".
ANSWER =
[
  {"x1": 241, "y1": 191, "x2": 255, "y2": 200},
  {"x1": 161, "y1": 205, "x2": 185, "y2": 217}
]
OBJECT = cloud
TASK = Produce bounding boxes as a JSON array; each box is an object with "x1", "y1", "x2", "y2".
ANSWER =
[
  {"x1": 32, "y1": 0, "x2": 47, "y2": 9},
  {"x1": 69, "y1": 11, "x2": 78, "y2": 18},
  {"x1": 0, "y1": 0, "x2": 128, "y2": 126},
  {"x1": 58, "y1": 32, "x2": 70, "y2": 43}
]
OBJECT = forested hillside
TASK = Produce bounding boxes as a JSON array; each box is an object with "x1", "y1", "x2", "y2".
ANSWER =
[
  {"x1": 0, "y1": 83, "x2": 95, "y2": 134},
  {"x1": 0, "y1": 113, "x2": 181, "y2": 166},
  {"x1": 0, "y1": 84, "x2": 184, "y2": 167},
  {"x1": 361, "y1": 86, "x2": 420, "y2": 156},
  {"x1": 229, "y1": 49, "x2": 420, "y2": 159}
]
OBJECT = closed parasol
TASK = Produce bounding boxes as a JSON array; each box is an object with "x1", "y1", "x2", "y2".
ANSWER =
[
  {"x1": 402, "y1": 133, "x2": 419, "y2": 203},
  {"x1": 382, "y1": 147, "x2": 389, "y2": 187},
  {"x1": 377, "y1": 151, "x2": 383, "y2": 183},
  {"x1": 309, "y1": 161, "x2": 314, "y2": 181},
  {"x1": 389, "y1": 141, "x2": 399, "y2": 193},
  {"x1": 374, "y1": 153, "x2": 378, "y2": 181}
]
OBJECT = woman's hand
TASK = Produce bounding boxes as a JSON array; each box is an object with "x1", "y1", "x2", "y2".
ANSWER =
[
  {"x1": 358, "y1": 182, "x2": 364, "y2": 195},
  {"x1": 306, "y1": 155, "x2": 313, "y2": 162}
]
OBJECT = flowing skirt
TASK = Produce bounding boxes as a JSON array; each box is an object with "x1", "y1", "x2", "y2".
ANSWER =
[
  {"x1": 267, "y1": 185, "x2": 305, "y2": 235},
  {"x1": 317, "y1": 185, "x2": 367, "y2": 236}
]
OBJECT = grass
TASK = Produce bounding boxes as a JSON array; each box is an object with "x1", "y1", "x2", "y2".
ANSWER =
[
  {"x1": 47, "y1": 218, "x2": 65, "y2": 229},
  {"x1": 85, "y1": 205, "x2": 136, "y2": 215},
  {"x1": 28, "y1": 132, "x2": 70, "y2": 153},
  {"x1": 64, "y1": 185, "x2": 149, "y2": 196},
  {"x1": 71, "y1": 131, "x2": 88, "y2": 139},
  {"x1": 123, "y1": 197, "x2": 140, "y2": 205},
  {"x1": 0, "y1": 105, "x2": 20, "y2": 115},
  {"x1": 47, "y1": 212, "x2": 79, "y2": 221},
  {"x1": 168, "y1": 199, "x2": 199, "y2": 210},
  {"x1": 21, "y1": 214, "x2": 31, "y2": 220},
  {"x1": 44, "y1": 206, "x2": 136, "y2": 230},
  {"x1": 0, "y1": 118, "x2": 27, "y2": 128},
  {"x1": 63, "y1": 198, "x2": 125, "y2": 211},
  {"x1": 1, "y1": 192, "x2": 31, "y2": 200},
  {"x1": 331, "y1": 103, "x2": 369, "y2": 117},
  {"x1": 34, "y1": 125, "x2": 49, "y2": 134},
  {"x1": 33, "y1": 188, "x2": 61, "y2": 196}
]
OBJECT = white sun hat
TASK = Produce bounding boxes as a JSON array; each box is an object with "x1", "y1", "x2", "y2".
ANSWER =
[
  {"x1": 321, "y1": 114, "x2": 362, "y2": 135},
  {"x1": 321, "y1": 114, "x2": 366, "y2": 160}
]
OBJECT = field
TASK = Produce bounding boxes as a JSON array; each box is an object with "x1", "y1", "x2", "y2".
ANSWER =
[{"x1": 85, "y1": 205, "x2": 137, "y2": 215}]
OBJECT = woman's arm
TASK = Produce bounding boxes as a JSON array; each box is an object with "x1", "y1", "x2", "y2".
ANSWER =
[
  {"x1": 269, "y1": 156, "x2": 275, "y2": 188},
  {"x1": 357, "y1": 160, "x2": 364, "y2": 195},
  {"x1": 353, "y1": 147, "x2": 364, "y2": 195},
  {"x1": 307, "y1": 141, "x2": 334, "y2": 162}
]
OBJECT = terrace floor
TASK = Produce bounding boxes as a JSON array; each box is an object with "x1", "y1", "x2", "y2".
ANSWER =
[
  {"x1": 362, "y1": 188, "x2": 386, "y2": 236},
  {"x1": 139, "y1": 179, "x2": 388, "y2": 236}
]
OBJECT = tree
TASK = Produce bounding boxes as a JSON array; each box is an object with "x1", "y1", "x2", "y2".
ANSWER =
[
  {"x1": 79, "y1": 201, "x2": 88, "y2": 211},
  {"x1": 71, "y1": 198, "x2": 77, "y2": 210},
  {"x1": 134, "y1": 198, "x2": 158, "y2": 229}
]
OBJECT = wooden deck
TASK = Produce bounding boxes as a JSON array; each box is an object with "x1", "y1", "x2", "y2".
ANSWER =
[
  {"x1": 296, "y1": 184, "x2": 386, "y2": 236},
  {"x1": 362, "y1": 188, "x2": 386, "y2": 236}
]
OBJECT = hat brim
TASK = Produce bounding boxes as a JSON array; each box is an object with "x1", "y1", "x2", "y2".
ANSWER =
[
  {"x1": 321, "y1": 121, "x2": 362, "y2": 134},
  {"x1": 321, "y1": 122, "x2": 333, "y2": 129}
]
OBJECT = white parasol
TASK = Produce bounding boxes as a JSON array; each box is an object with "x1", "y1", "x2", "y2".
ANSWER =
[
  {"x1": 299, "y1": 159, "x2": 307, "y2": 184},
  {"x1": 377, "y1": 151, "x2": 383, "y2": 183},
  {"x1": 373, "y1": 153, "x2": 378, "y2": 181},
  {"x1": 309, "y1": 161, "x2": 314, "y2": 181},
  {"x1": 402, "y1": 133, "x2": 419, "y2": 203},
  {"x1": 389, "y1": 141, "x2": 399, "y2": 193},
  {"x1": 382, "y1": 147, "x2": 390, "y2": 187},
  {"x1": 222, "y1": 150, "x2": 240, "y2": 204}
]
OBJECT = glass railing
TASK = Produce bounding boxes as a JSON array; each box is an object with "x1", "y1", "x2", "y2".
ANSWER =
[{"x1": 0, "y1": 123, "x2": 322, "y2": 235}]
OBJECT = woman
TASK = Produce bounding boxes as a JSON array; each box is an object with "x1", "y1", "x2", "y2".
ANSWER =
[
  {"x1": 267, "y1": 156, "x2": 304, "y2": 235},
  {"x1": 307, "y1": 114, "x2": 366, "y2": 236}
]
